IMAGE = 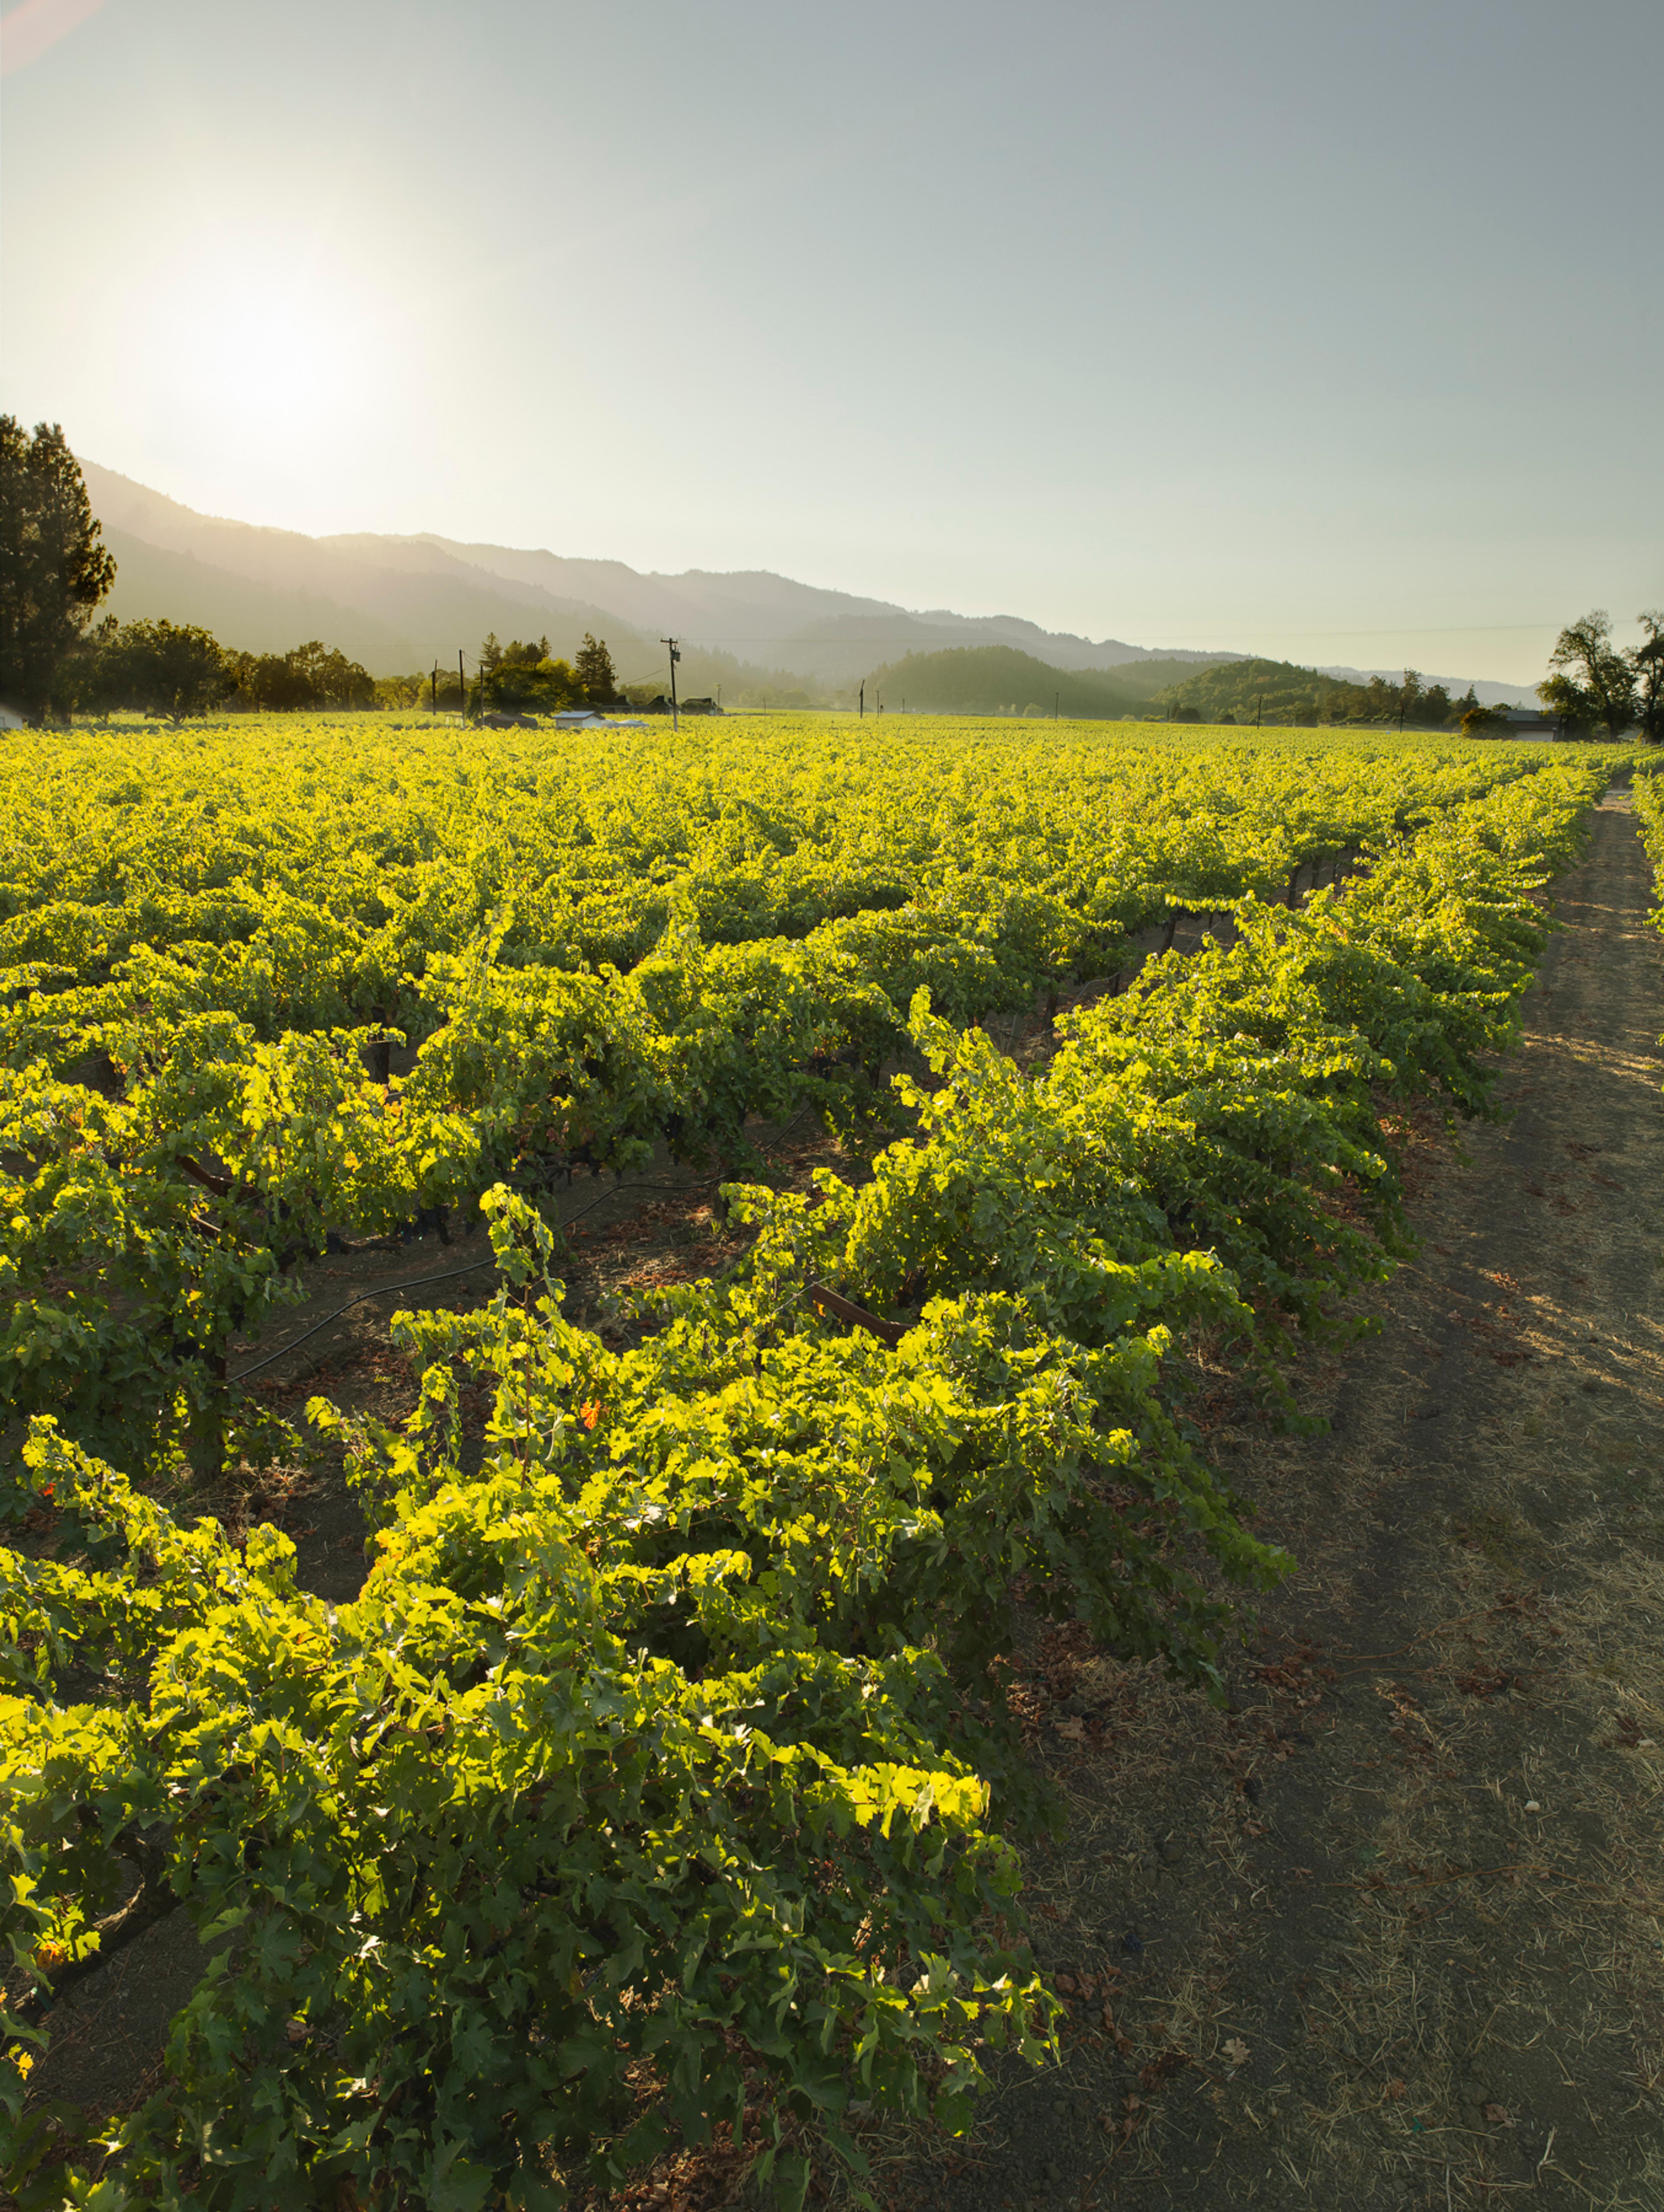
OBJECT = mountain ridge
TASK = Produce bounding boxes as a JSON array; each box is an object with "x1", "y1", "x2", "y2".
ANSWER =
[
  {"x1": 77, "y1": 460, "x2": 1534, "y2": 705},
  {"x1": 79, "y1": 460, "x2": 1225, "y2": 688}
]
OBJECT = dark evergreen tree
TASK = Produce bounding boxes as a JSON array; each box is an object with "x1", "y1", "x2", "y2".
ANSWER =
[
  {"x1": 575, "y1": 631, "x2": 617, "y2": 703},
  {"x1": 0, "y1": 419, "x2": 116, "y2": 723}
]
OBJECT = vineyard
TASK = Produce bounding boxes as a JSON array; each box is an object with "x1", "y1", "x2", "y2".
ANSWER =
[{"x1": 0, "y1": 715, "x2": 1635, "y2": 2209}]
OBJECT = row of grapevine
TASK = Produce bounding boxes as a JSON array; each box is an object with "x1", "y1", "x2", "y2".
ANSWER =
[
  {"x1": 1633, "y1": 759, "x2": 1664, "y2": 909},
  {"x1": 0, "y1": 718, "x2": 1573, "y2": 1484},
  {"x1": 1, "y1": 750, "x2": 1609, "y2": 2209}
]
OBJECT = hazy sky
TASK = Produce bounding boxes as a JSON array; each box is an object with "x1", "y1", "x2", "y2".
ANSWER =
[{"x1": 3, "y1": 0, "x2": 1659, "y2": 682}]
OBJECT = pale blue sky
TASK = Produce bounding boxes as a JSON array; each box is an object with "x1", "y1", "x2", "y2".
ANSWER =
[{"x1": 3, "y1": 0, "x2": 1659, "y2": 682}]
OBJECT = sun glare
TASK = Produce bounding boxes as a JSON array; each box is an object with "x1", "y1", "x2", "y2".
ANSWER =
[
  {"x1": 132, "y1": 225, "x2": 390, "y2": 471},
  {"x1": 184, "y1": 297, "x2": 336, "y2": 421}
]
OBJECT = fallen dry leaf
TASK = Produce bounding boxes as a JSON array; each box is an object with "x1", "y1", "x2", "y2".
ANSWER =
[
  {"x1": 1138, "y1": 2048, "x2": 1193, "y2": 2092},
  {"x1": 1222, "y1": 2036, "x2": 1251, "y2": 2068}
]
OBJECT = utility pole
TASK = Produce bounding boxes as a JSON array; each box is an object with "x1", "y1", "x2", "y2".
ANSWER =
[
  {"x1": 431, "y1": 662, "x2": 437, "y2": 714},
  {"x1": 858, "y1": 681, "x2": 864, "y2": 718},
  {"x1": 661, "y1": 637, "x2": 680, "y2": 731}
]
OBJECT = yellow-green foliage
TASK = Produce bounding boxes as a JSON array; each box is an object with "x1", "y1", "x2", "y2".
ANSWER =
[{"x1": 0, "y1": 718, "x2": 1618, "y2": 2208}]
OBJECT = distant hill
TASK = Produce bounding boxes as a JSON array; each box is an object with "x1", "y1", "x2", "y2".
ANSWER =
[
  {"x1": 97, "y1": 526, "x2": 536, "y2": 673},
  {"x1": 77, "y1": 459, "x2": 1235, "y2": 691},
  {"x1": 1150, "y1": 656, "x2": 1492, "y2": 728},
  {"x1": 862, "y1": 644, "x2": 1226, "y2": 718},
  {"x1": 1148, "y1": 658, "x2": 1364, "y2": 724},
  {"x1": 86, "y1": 463, "x2": 662, "y2": 673},
  {"x1": 1317, "y1": 662, "x2": 1531, "y2": 709}
]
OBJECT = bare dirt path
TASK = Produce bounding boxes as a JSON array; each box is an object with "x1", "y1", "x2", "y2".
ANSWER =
[{"x1": 900, "y1": 785, "x2": 1664, "y2": 2212}]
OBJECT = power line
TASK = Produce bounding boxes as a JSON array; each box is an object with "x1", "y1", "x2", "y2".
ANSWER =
[
  {"x1": 540, "y1": 622, "x2": 1566, "y2": 647},
  {"x1": 1145, "y1": 622, "x2": 1564, "y2": 644}
]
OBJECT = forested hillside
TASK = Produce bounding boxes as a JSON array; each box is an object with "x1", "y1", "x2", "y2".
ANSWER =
[
  {"x1": 1150, "y1": 655, "x2": 1488, "y2": 728},
  {"x1": 861, "y1": 645, "x2": 1223, "y2": 718}
]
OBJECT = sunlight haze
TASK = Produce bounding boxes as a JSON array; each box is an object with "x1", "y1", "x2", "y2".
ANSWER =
[{"x1": 3, "y1": 0, "x2": 1659, "y2": 684}]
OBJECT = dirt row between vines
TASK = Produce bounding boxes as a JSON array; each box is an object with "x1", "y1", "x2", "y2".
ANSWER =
[
  {"x1": 857, "y1": 783, "x2": 1662, "y2": 2212},
  {"x1": 21, "y1": 789, "x2": 1664, "y2": 2212}
]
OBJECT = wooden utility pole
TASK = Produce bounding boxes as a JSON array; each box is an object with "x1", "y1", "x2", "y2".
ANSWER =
[
  {"x1": 431, "y1": 662, "x2": 438, "y2": 714},
  {"x1": 661, "y1": 637, "x2": 680, "y2": 731},
  {"x1": 858, "y1": 681, "x2": 864, "y2": 718}
]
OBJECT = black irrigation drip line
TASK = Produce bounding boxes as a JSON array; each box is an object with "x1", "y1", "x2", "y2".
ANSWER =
[
  {"x1": 228, "y1": 1155, "x2": 784, "y2": 1386},
  {"x1": 230, "y1": 1257, "x2": 504, "y2": 1383}
]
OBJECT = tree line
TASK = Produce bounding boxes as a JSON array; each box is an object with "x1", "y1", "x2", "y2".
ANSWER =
[
  {"x1": 74, "y1": 620, "x2": 378, "y2": 719},
  {"x1": 373, "y1": 631, "x2": 623, "y2": 715},
  {"x1": 1150, "y1": 656, "x2": 1515, "y2": 732},
  {"x1": 6, "y1": 415, "x2": 1662, "y2": 738}
]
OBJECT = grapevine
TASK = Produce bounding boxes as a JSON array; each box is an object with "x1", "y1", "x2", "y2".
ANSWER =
[{"x1": 0, "y1": 718, "x2": 1622, "y2": 2207}]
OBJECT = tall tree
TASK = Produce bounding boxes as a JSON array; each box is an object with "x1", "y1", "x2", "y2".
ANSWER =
[
  {"x1": 575, "y1": 631, "x2": 617, "y2": 704},
  {"x1": 1631, "y1": 610, "x2": 1664, "y2": 744},
  {"x1": 0, "y1": 418, "x2": 116, "y2": 722},
  {"x1": 1540, "y1": 611, "x2": 1636, "y2": 738}
]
